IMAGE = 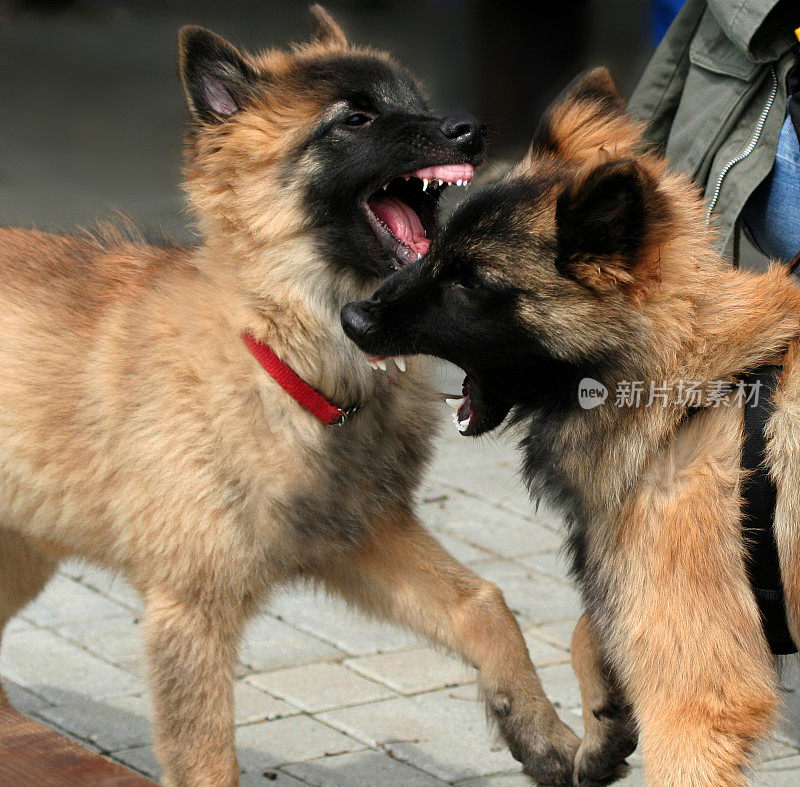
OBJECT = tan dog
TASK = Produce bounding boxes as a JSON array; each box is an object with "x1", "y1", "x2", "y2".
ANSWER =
[
  {"x1": 342, "y1": 68, "x2": 800, "y2": 785},
  {"x1": 0, "y1": 7, "x2": 580, "y2": 786}
]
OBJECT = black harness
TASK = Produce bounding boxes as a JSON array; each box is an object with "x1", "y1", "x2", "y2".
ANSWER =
[
  {"x1": 740, "y1": 365, "x2": 797, "y2": 654},
  {"x1": 733, "y1": 237, "x2": 800, "y2": 654},
  {"x1": 686, "y1": 367, "x2": 796, "y2": 654}
]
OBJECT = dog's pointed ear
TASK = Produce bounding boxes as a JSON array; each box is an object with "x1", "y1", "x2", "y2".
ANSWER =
[
  {"x1": 518, "y1": 68, "x2": 639, "y2": 170},
  {"x1": 179, "y1": 26, "x2": 258, "y2": 123},
  {"x1": 310, "y1": 4, "x2": 347, "y2": 48},
  {"x1": 555, "y1": 158, "x2": 661, "y2": 295}
]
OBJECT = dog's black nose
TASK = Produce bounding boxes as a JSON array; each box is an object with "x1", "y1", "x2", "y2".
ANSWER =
[
  {"x1": 341, "y1": 301, "x2": 375, "y2": 343},
  {"x1": 440, "y1": 114, "x2": 486, "y2": 153}
]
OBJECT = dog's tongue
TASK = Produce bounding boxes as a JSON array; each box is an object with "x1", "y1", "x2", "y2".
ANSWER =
[{"x1": 368, "y1": 195, "x2": 431, "y2": 257}]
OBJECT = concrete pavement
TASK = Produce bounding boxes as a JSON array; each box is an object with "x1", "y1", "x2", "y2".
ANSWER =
[{"x1": 3, "y1": 413, "x2": 800, "y2": 785}]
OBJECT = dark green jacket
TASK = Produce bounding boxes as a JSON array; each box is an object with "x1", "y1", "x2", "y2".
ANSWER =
[{"x1": 629, "y1": 0, "x2": 798, "y2": 268}]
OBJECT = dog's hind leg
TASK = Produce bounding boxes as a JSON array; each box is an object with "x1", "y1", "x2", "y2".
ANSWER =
[
  {"x1": 0, "y1": 529, "x2": 59, "y2": 700},
  {"x1": 570, "y1": 613, "x2": 636, "y2": 785},
  {"x1": 310, "y1": 506, "x2": 580, "y2": 785}
]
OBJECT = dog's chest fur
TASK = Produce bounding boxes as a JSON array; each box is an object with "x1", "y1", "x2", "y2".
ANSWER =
[
  {"x1": 0, "y1": 231, "x2": 438, "y2": 582},
  {"x1": 265, "y1": 369, "x2": 439, "y2": 557}
]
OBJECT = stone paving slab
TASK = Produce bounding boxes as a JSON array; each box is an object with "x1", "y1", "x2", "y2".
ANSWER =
[
  {"x1": 233, "y1": 682, "x2": 300, "y2": 725},
  {"x1": 282, "y1": 749, "x2": 443, "y2": 786},
  {"x1": 19, "y1": 573, "x2": 133, "y2": 628},
  {"x1": 344, "y1": 647, "x2": 474, "y2": 695},
  {"x1": 59, "y1": 561, "x2": 145, "y2": 613},
  {"x1": 246, "y1": 663, "x2": 395, "y2": 713},
  {"x1": 516, "y1": 550, "x2": 572, "y2": 580},
  {"x1": 238, "y1": 614, "x2": 347, "y2": 674},
  {"x1": 537, "y1": 663, "x2": 585, "y2": 711},
  {"x1": 756, "y1": 754, "x2": 800, "y2": 785},
  {"x1": 236, "y1": 715, "x2": 366, "y2": 774},
  {"x1": 4, "y1": 618, "x2": 33, "y2": 635},
  {"x1": 317, "y1": 688, "x2": 520, "y2": 783},
  {"x1": 527, "y1": 620, "x2": 579, "y2": 651},
  {"x1": 239, "y1": 774, "x2": 307, "y2": 786},
  {"x1": 0, "y1": 628, "x2": 140, "y2": 705},
  {"x1": 521, "y1": 629, "x2": 572, "y2": 667},
  {"x1": 55, "y1": 613, "x2": 146, "y2": 677},
  {"x1": 421, "y1": 492, "x2": 563, "y2": 559},
  {"x1": 469, "y1": 559, "x2": 583, "y2": 626},
  {"x1": 111, "y1": 747, "x2": 164, "y2": 782},
  {"x1": 36, "y1": 693, "x2": 153, "y2": 753},
  {"x1": 2, "y1": 681, "x2": 51, "y2": 718},
  {"x1": 268, "y1": 589, "x2": 420, "y2": 657}
]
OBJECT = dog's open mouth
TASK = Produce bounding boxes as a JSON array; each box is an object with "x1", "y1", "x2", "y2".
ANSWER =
[
  {"x1": 363, "y1": 164, "x2": 474, "y2": 268},
  {"x1": 444, "y1": 374, "x2": 510, "y2": 437},
  {"x1": 357, "y1": 347, "x2": 511, "y2": 437}
]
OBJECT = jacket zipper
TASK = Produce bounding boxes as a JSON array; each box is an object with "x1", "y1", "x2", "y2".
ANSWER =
[{"x1": 705, "y1": 65, "x2": 779, "y2": 224}]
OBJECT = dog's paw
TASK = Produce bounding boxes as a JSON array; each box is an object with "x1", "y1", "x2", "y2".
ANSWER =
[
  {"x1": 489, "y1": 694, "x2": 580, "y2": 785},
  {"x1": 572, "y1": 754, "x2": 630, "y2": 787},
  {"x1": 522, "y1": 736, "x2": 580, "y2": 785},
  {"x1": 572, "y1": 715, "x2": 637, "y2": 786}
]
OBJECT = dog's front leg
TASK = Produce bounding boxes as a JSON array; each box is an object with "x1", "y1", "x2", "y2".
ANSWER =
[
  {"x1": 143, "y1": 585, "x2": 245, "y2": 787},
  {"x1": 310, "y1": 506, "x2": 580, "y2": 784},
  {"x1": 570, "y1": 613, "x2": 637, "y2": 785},
  {"x1": 598, "y1": 408, "x2": 778, "y2": 786}
]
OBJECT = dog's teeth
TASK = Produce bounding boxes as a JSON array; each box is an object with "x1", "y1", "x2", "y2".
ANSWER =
[
  {"x1": 452, "y1": 411, "x2": 469, "y2": 433},
  {"x1": 417, "y1": 253, "x2": 422, "y2": 260},
  {"x1": 382, "y1": 183, "x2": 389, "y2": 191},
  {"x1": 366, "y1": 359, "x2": 379, "y2": 370},
  {"x1": 456, "y1": 179, "x2": 463, "y2": 186},
  {"x1": 445, "y1": 396, "x2": 465, "y2": 410},
  {"x1": 422, "y1": 178, "x2": 429, "y2": 191},
  {"x1": 393, "y1": 356, "x2": 406, "y2": 372},
  {"x1": 437, "y1": 179, "x2": 444, "y2": 187},
  {"x1": 377, "y1": 360, "x2": 387, "y2": 371}
]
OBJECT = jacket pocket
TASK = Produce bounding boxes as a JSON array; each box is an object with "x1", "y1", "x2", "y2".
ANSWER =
[
  {"x1": 665, "y1": 9, "x2": 763, "y2": 180},
  {"x1": 689, "y1": 9, "x2": 760, "y2": 81}
]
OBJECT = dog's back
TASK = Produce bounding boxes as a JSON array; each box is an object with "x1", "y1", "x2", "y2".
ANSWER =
[{"x1": 0, "y1": 228, "x2": 249, "y2": 562}]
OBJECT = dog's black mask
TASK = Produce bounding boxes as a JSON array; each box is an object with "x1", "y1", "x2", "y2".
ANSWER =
[
  {"x1": 340, "y1": 177, "x2": 559, "y2": 435},
  {"x1": 294, "y1": 53, "x2": 485, "y2": 279},
  {"x1": 341, "y1": 167, "x2": 650, "y2": 436},
  {"x1": 180, "y1": 18, "x2": 484, "y2": 282}
]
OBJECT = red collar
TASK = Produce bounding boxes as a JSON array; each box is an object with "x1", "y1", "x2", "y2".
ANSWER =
[{"x1": 242, "y1": 333, "x2": 356, "y2": 425}]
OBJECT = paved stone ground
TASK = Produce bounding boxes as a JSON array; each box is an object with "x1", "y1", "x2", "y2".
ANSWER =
[{"x1": 3, "y1": 410, "x2": 800, "y2": 785}]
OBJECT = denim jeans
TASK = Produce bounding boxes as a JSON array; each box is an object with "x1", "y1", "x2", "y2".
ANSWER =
[{"x1": 742, "y1": 103, "x2": 800, "y2": 265}]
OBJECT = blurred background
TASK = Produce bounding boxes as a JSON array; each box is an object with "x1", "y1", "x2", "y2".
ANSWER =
[{"x1": 0, "y1": 0, "x2": 656, "y2": 241}]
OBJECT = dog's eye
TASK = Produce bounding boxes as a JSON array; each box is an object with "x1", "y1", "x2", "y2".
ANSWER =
[
  {"x1": 455, "y1": 273, "x2": 480, "y2": 291},
  {"x1": 342, "y1": 112, "x2": 373, "y2": 128}
]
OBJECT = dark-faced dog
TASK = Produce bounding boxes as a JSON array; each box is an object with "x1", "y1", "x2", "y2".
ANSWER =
[
  {"x1": 0, "y1": 7, "x2": 585, "y2": 785},
  {"x1": 343, "y1": 68, "x2": 800, "y2": 784}
]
